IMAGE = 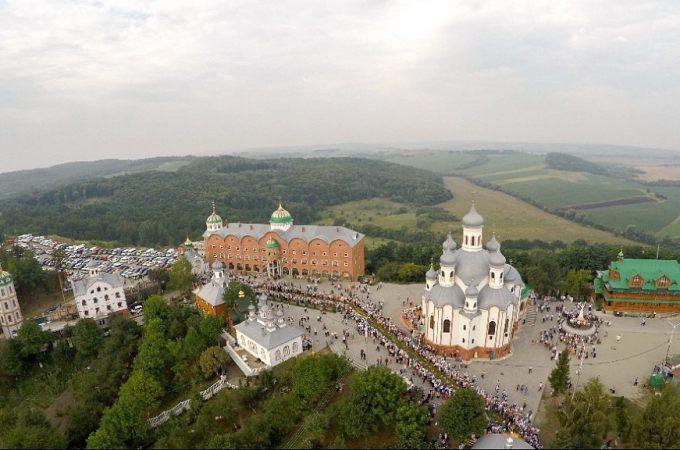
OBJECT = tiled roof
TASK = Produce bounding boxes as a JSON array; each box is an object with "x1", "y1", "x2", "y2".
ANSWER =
[{"x1": 203, "y1": 223, "x2": 364, "y2": 248}]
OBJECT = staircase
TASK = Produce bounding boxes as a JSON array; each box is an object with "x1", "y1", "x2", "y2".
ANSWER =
[
  {"x1": 524, "y1": 300, "x2": 537, "y2": 328},
  {"x1": 327, "y1": 339, "x2": 368, "y2": 371}
]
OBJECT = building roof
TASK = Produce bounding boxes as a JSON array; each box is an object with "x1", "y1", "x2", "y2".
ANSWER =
[
  {"x1": 601, "y1": 258, "x2": 680, "y2": 292},
  {"x1": 462, "y1": 201, "x2": 484, "y2": 227},
  {"x1": 235, "y1": 319, "x2": 304, "y2": 350},
  {"x1": 193, "y1": 281, "x2": 226, "y2": 307},
  {"x1": 264, "y1": 238, "x2": 280, "y2": 248},
  {"x1": 71, "y1": 272, "x2": 124, "y2": 297},
  {"x1": 0, "y1": 264, "x2": 13, "y2": 287},
  {"x1": 424, "y1": 283, "x2": 465, "y2": 308},
  {"x1": 478, "y1": 285, "x2": 515, "y2": 310},
  {"x1": 203, "y1": 223, "x2": 365, "y2": 248},
  {"x1": 454, "y1": 250, "x2": 491, "y2": 285},
  {"x1": 206, "y1": 201, "x2": 223, "y2": 225},
  {"x1": 270, "y1": 204, "x2": 293, "y2": 224},
  {"x1": 472, "y1": 434, "x2": 533, "y2": 449}
]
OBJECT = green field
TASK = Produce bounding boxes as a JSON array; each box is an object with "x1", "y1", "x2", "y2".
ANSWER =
[
  {"x1": 316, "y1": 198, "x2": 416, "y2": 229},
  {"x1": 464, "y1": 152, "x2": 545, "y2": 176},
  {"x1": 382, "y1": 151, "x2": 482, "y2": 173},
  {"x1": 582, "y1": 198, "x2": 680, "y2": 234}
]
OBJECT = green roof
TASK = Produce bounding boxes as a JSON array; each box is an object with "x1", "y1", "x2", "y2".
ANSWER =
[
  {"x1": 206, "y1": 213, "x2": 222, "y2": 224},
  {"x1": 599, "y1": 258, "x2": 680, "y2": 293},
  {"x1": 0, "y1": 269, "x2": 13, "y2": 287},
  {"x1": 270, "y1": 204, "x2": 293, "y2": 224},
  {"x1": 264, "y1": 238, "x2": 280, "y2": 248}
]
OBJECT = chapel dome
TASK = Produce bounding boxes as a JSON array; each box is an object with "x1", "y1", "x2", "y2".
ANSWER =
[
  {"x1": 440, "y1": 244, "x2": 457, "y2": 266},
  {"x1": 0, "y1": 265, "x2": 13, "y2": 287},
  {"x1": 212, "y1": 260, "x2": 224, "y2": 270},
  {"x1": 270, "y1": 203, "x2": 293, "y2": 224},
  {"x1": 454, "y1": 251, "x2": 490, "y2": 285},
  {"x1": 489, "y1": 248, "x2": 506, "y2": 268},
  {"x1": 206, "y1": 202, "x2": 223, "y2": 225},
  {"x1": 485, "y1": 234, "x2": 500, "y2": 253},
  {"x1": 426, "y1": 264, "x2": 438, "y2": 280},
  {"x1": 265, "y1": 238, "x2": 280, "y2": 248},
  {"x1": 442, "y1": 232, "x2": 457, "y2": 251},
  {"x1": 424, "y1": 283, "x2": 465, "y2": 309},
  {"x1": 462, "y1": 201, "x2": 484, "y2": 227},
  {"x1": 477, "y1": 285, "x2": 515, "y2": 310},
  {"x1": 466, "y1": 283, "x2": 479, "y2": 297}
]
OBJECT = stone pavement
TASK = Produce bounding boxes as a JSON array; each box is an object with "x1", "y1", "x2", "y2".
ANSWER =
[{"x1": 233, "y1": 278, "x2": 680, "y2": 418}]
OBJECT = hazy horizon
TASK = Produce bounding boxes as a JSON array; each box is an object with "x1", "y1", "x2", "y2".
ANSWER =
[{"x1": 2, "y1": 1, "x2": 680, "y2": 173}]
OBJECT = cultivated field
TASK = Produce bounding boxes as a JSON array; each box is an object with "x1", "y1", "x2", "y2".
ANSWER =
[{"x1": 437, "y1": 177, "x2": 641, "y2": 245}]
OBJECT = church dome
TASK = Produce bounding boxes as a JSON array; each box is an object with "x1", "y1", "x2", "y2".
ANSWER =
[
  {"x1": 489, "y1": 248, "x2": 506, "y2": 267},
  {"x1": 184, "y1": 236, "x2": 193, "y2": 248},
  {"x1": 88, "y1": 259, "x2": 99, "y2": 269},
  {"x1": 212, "y1": 260, "x2": 224, "y2": 270},
  {"x1": 276, "y1": 309, "x2": 284, "y2": 318},
  {"x1": 441, "y1": 232, "x2": 457, "y2": 251},
  {"x1": 440, "y1": 244, "x2": 457, "y2": 266},
  {"x1": 504, "y1": 266, "x2": 522, "y2": 284},
  {"x1": 462, "y1": 201, "x2": 484, "y2": 227},
  {"x1": 206, "y1": 202, "x2": 223, "y2": 225},
  {"x1": 270, "y1": 203, "x2": 293, "y2": 224},
  {"x1": 454, "y1": 251, "x2": 490, "y2": 285},
  {"x1": 426, "y1": 264, "x2": 438, "y2": 280},
  {"x1": 424, "y1": 284, "x2": 465, "y2": 308},
  {"x1": 0, "y1": 265, "x2": 13, "y2": 287},
  {"x1": 478, "y1": 285, "x2": 515, "y2": 310},
  {"x1": 485, "y1": 234, "x2": 499, "y2": 252},
  {"x1": 265, "y1": 238, "x2": 280, "y2": 248},
  {"x1": 466, "y1": 283, "x2": 479, "y2": 297}
]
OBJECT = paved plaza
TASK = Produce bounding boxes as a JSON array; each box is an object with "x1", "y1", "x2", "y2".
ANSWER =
[{"x1": 228, "y1": 278, "x2": 680, "y2": 421}]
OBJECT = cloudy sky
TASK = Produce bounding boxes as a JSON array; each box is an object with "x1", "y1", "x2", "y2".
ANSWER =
[{"x1": 1, "y1": 0, "x2": 679, "y2": 172}]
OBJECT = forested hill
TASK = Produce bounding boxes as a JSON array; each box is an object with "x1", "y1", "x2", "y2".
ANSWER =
[
  {"x1": 0, "y1": 156, "x2": 452, "y2": 247},
  {"x1": 0, "y1": 157, "x2": 195, "y2": 200}
]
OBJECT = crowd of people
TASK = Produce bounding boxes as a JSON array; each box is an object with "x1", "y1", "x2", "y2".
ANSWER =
[{"x1": 217, "y1": 273, "x2": 544, "y2": 449}]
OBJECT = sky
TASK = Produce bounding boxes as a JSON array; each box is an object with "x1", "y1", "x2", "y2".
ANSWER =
[{"x1": 1, "y1": 0, "x2": 679, "y2": 173}]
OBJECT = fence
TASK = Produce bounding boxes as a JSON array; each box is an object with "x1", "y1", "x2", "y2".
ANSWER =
[{"x1": 146, "y1": 375, "x2": 237, "y2": 429}]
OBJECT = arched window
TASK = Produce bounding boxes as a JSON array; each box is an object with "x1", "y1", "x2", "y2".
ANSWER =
[
  {"x1": 82, "y1": 300, "x2": 86, "y2": 306},
  {"x1": 429, "y1": 315, "x2": 435, "y2": 329},
  {"x1": 283, "y1": 345, "x2": 291, "y2": 357},
  {"x1": 443, "y1": 319, "x2": 451, "y2": 333},
  {"x1": 449, "y1": 271, "x2": 454, "y2": 279},
  {"x1": 275, "y1": 350, "x2": 281, "y2": 361},
  {"x1": 293, "y1": 342, "x2": 299, "y2": 352},
  {"x1": 488, "y1": 321, "x2": 496, "y2": 336},
  {"x1": 504, "y1": 319, "x2": 509, "y2": 334}
]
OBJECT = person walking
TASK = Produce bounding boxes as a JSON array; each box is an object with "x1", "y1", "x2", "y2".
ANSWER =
[
  {"x1": 528, "y1": 365, "x2": 533, "y2": 374},
  {"x1": 616, "y1": 335, "x2": 621, "y2": 343}
]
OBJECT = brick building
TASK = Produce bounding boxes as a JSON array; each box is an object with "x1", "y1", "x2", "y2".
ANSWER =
[{"x1": 202, "y1": 203, "x2": 365, "y2": 281}]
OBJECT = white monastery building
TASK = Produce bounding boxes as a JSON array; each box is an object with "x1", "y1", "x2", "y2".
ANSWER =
[
  {"x1": 421, "y1": 202, "x2": 528, "y2": 360},
  {"x1": 0, "y1": 264, "x2": 24, "y2": 339},
  {"x1": 233, "y1": 293, "x2": 304, "y2": 369},
  {"x1": 70, "y1": 260, "x2": 130, "y2": 325}
]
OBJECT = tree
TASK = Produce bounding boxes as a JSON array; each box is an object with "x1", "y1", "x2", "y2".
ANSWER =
[
  {"x1": 199, "y1": 346, "x2": 231, "y2": 379},
  {"x1": 142, "y1": 295, "x2": 171, "y2": 326},
  {"x1": 199, "y1": 314, "x2": 225, "y2": 347},
  {"x1": 637, "y1": 382, "x2": 680, "y2": 448},
  {"x1": 563, "y1": 268, "x2": 593, "y2": 300},
  {"x1": 291, "y1": 355, "x2": 333, "y2": 403},
  {"x1": 222, "y1": 281, "x2": 254, "y2": 334},
  {"x1": 71, "y1": 319, "x2": 104, "y2": 360},
  {"x1": 438, "y1": 387, "x2": 487, "y2": 443},
  {"x1": 168, "y1": 255, "x2": 194, "y2": 297},
  {"x1": 339, "y1": 367, "x2": 407, "y2": 437},
  {"x1": 148, "y1": 268, "x2": 169, "y2": 294},
  {"x1": 549, "y1": 349, "x2": 571, "y2": 395},
  {"x1": 119, "y1": 370, "x2": 164, "y2": 411},
  {"x1": 16, "y1": 321, "x2": 46, "y2": 357},
  {"x1": 560, "y1": 378, "x2": 611, "y2": 449},
  {"x1": 395, "y1": 402, "x2": 429, "y2": 448},
  {"x1": 0, "y1": 339, "x2": 24, "y2": 377}
]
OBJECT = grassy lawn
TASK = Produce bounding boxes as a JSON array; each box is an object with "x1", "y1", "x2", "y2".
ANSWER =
[
  {"x1": 382, "y1": 151, "x2": 482, "y2": 173},
  {"x1": 465, "y1": 153, "x2": 546, "y2": 176},
  {"x1": 155, "y1": 160, "x2": 192, "y2": 172},
  {"x1": 316, "y1": 198, "x2": 416, "y2": 230},
  {"x1": 583, "y1": 198, "x2": 680, "y2": 234}
]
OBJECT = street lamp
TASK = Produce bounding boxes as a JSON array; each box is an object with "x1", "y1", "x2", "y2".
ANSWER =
[{"x1": 665, "y1": 321, "x2": 680, "y2": 365}]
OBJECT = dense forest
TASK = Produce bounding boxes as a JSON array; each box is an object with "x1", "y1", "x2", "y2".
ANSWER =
[{"x1": 0, "y1": 156, "x2": 452, "y2": 248}]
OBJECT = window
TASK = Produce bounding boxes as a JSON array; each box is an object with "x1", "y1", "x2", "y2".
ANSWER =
[
  {"x1": 275, "y1": 350, "x2": 281, "y2": 361},
  {"x1": 302, "y1": 251, "x2": 307, "y2": 256},
  {"x1": 333, "y1": 252, "x2": 337, "y2": 257},
  {"x1": 0, "y1": 289, "x2": 4, "y2": 297},
  {"x1": 283, "y1": 345, "x2": 291, "y2": 357},
  {"x1": 311, "y1": 259, "x2": 317, "y2": 265},
  {"x1": 0, "y1": 316, "x2": 3, "y2": 323},
  {"x1": 658, "y1": 276, "x2": 670, "y2": 288},
  {"x1": 292, "y1": 250, "x2": 297, "y2": 255},
  {"x1": 244, "y1": 247, "x2": 247, "y2": 251},
  {"x1": 344, "y1": 262, "x2": 349, "y2": 267},
  {"x1": 115, "y1": 292, "x2": 121, "y2": 298},
  {"x1": 236, "y1": 247, "x2": 240, "y2": 251},
  {"x1": 443, "y1": 319, "x2": 451, "y2": 333},
  {"x1": 504, "y1": 319, "x2": 509, "y2": 333},
  {"x1": 332, "y1": 261, "x2": 339, "y2": 266},
  {"x1": 228, "y1": 246, "x2": 232, "y2": 251},
  {"x1": 322, "y1": 260, "x2": 328, "y2": 266},
  {"x1": 473, "y1": 325, "x2": 476, "y2": 331},
  {"x1": 97, "y1": 287, "x2": 101, "y2": 292},
  {"x1": 302, "y1": 259, "x2": 308, "y2": 264},
  {"x1": 441, "y1": 270, "x2": 445, "y2": 277},
  {"x1": 107, "y1": 305, "x2": 111, "y2": 311},
  {"x1": 344, "y1": 253, "x2": 348, "y2": 258},
  {"x1": 84, "y1": 310, "x2": 89, "y2": 316},
  {"x1": 471, "y1": 339, "x2": 475, "y2": 344},
  {"x1": 82, "y1": 300, "x2": 87, "y2": 306},
  {"x1": 228, "y1": 253, "x2": 233, "y2": 258},
  {"x1": 8, "y1": 286, "x2": 12, "y2": 294},
  {"x1": 312, "y1": 252, "x2": 316, "y2": 256},
  {"x1": 213, "y1": 253, "x2": 217, "y2": 258},
  {"x1": 463, "y1": 324, "x2": 466, "y2": 331},
  {"x1": 293, "y1": 342, "x2": 299, "y2": 352},
  {"x1": 282, "y1": 250, "x2": 286, "y2": 254},
  {"x1": 429, "y1": 315, "x2": 435, "y2": 329},
  {"x1": 3, "y1": 302, "x2": 7, "y2": 310},
  {"x1": 12, "y1": 300, "x2": 16, "y2": 307},
  {"x1": 7, "y1": 315, "x2": 12, "y2": 323},
  {"x1": 462, "y1": 338, "x2": 465, "y2": 343},
  {"x1": 488, "y1": 321, "x2": 496, "y2": 336},
  {"x1": 105, "y1": 295, "x2": 109, "y2": 301},
  {"x1": 117, "y1": 302, "x2": 122, "y2": 308},
  {"x1": 322, "y1": 252, "x2": 327, "y2": 256}
]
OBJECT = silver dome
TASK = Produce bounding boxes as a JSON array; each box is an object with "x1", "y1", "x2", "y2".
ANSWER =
[
  {"x1": 426, "y1": 264, "x2": 438, "y2": 280},
  {"x1": 489, "y1": 248, "x2": 506, "y2": 267},
  {"x1": 466, "y1": 283, "x2": 479, "y2": 297},
  {"x1": 440, "y1": 244, "x2": 456, "y2": 266},
  {"x1": 424, "y1": 284, "x2": 465, "y2": 308},
  {"x1": 485, "y1": 234, "x2": 500, "y2": 252},
  {"x1": 477, "y1": 285, "x2": 515, "y2": 310},
  {"x1": 462, "y1": 202, "x2": 484, "y2": 227},
  {"x1": 454, "y1": 250, "x2": 490, "y2": 285}
]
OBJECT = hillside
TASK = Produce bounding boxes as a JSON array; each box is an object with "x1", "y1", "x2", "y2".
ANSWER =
[
  {"x1": 0, "y1": 157, "x2": 195, "y2": 200},
  {"x1": 0, "y1": 156, "x2": 452, "y2": 248}
]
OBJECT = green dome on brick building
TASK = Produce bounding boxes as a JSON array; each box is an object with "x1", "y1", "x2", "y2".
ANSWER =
[
  {"x1": 0, "y1": 264, "x2": 13, "y2": 287},
  {"x1": 265, "y1": 238, "x2": 280, "y2": 248},
  {"x1": 270, "y1": 203, "x2": 293, "y2": 224}
]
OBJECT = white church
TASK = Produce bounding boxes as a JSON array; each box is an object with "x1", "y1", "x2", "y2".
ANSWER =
[{"x1": 421, "y1": 202, "x2": 528, "y2": 360}]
